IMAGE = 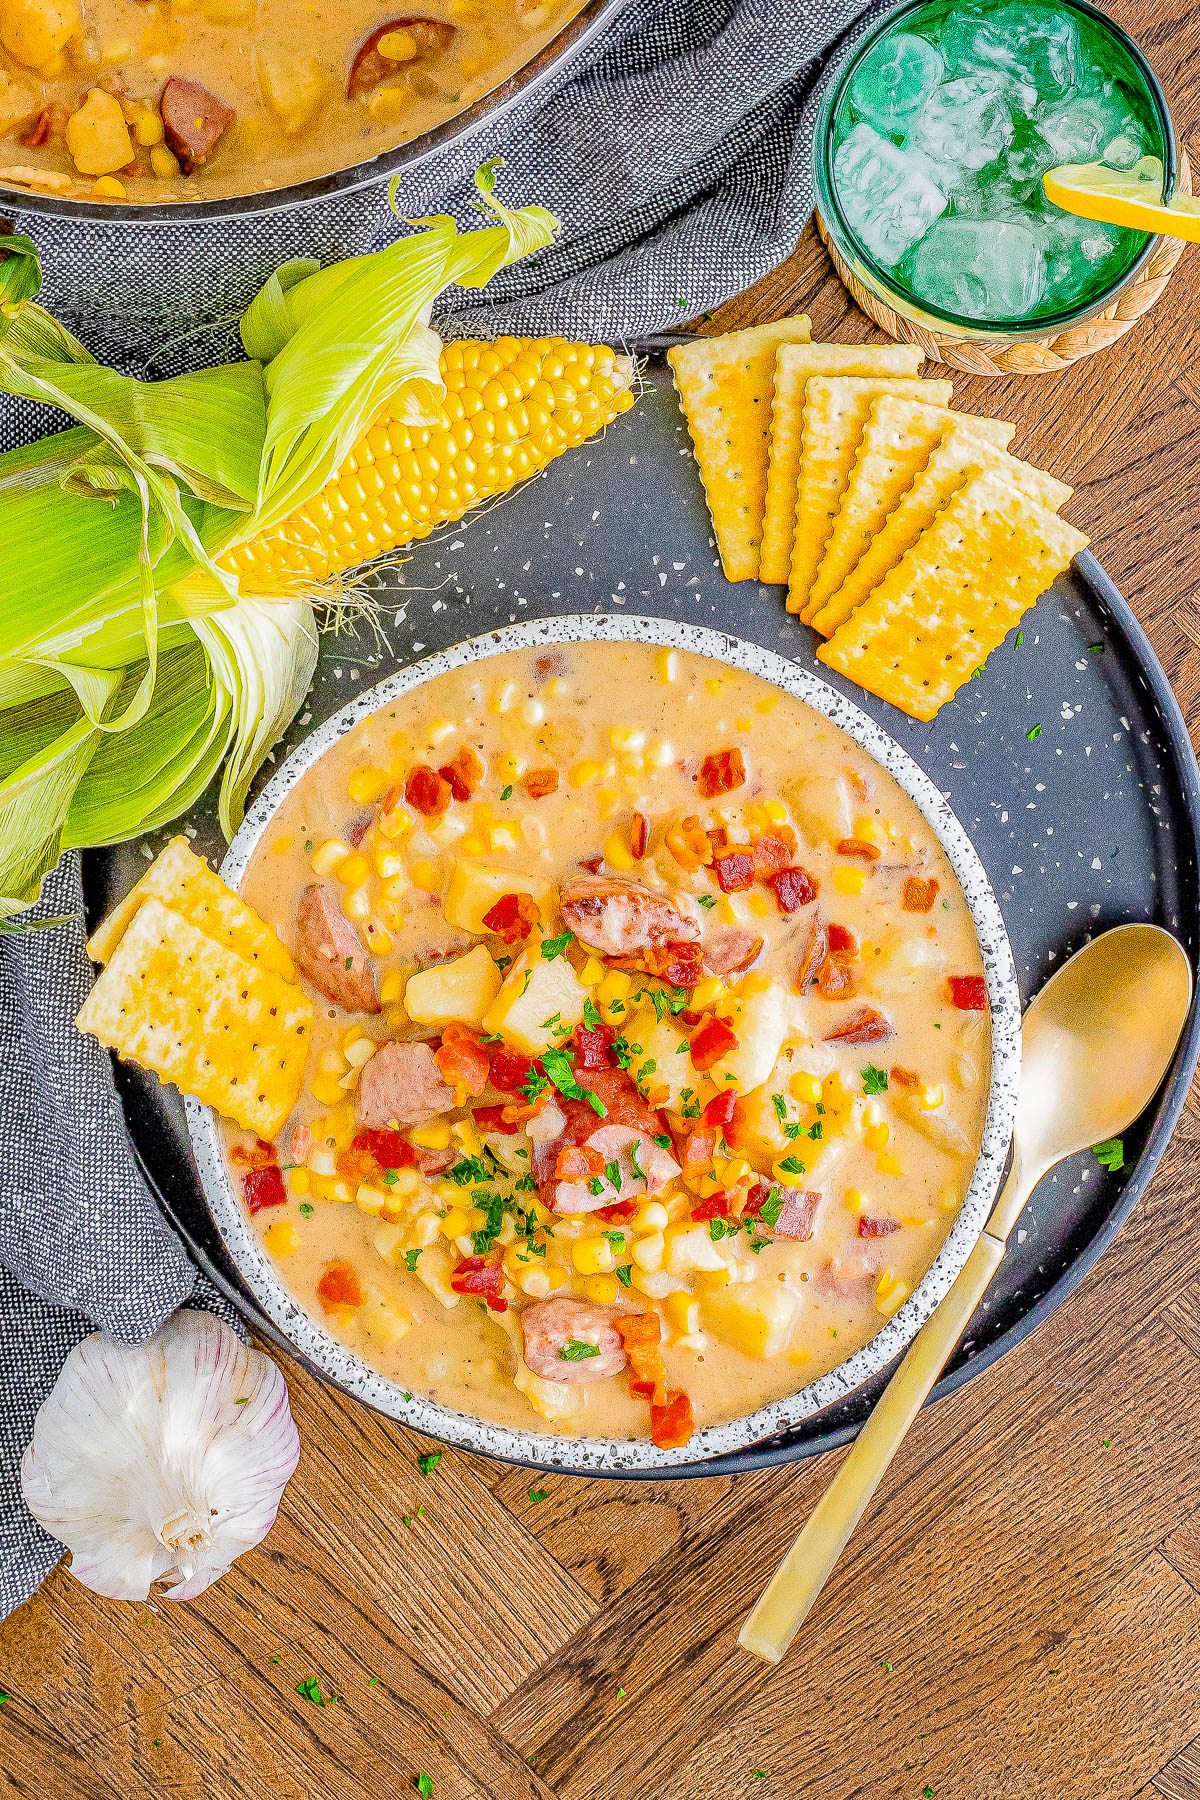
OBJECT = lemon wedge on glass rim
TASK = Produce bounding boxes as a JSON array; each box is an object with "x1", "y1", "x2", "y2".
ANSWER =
[{"x1": 1043, "y1": 155, "x2": 1200, "y2": 243}]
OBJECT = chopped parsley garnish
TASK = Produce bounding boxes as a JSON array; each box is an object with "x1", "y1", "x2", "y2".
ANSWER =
[
  {"x1": 605, "y1": 1159, "x2": 622, "y2": 1192},
  {"x1": 417, "y1": 1451, "x2": 442, "y2": 1475},
  {"x1": 1026, "y1": 723, "x2": 1042, "y2": 741},
  {"x1": 640, "y1": 1057, "x2": 657, "y2": 1076},
  {"x1": 500, "y1": 784, "x2": 514, "y2": 800},
  {"x1": 540, "y1": 1011, "x2": 562, "y2": 1031},
  {"x1": 629, "y1": 1139, "x2": 645, "y2": 1181},
  {"x1": 299, "y1": 1202, "x2": 314, "y2": 1218},
  {"x1": 697, "y1": 894, "x2": 717, "y2": 909},
  {"x1": 615, "y1": 1264, "x2": 632, "y2": 1287},
  {"x1": 528, "y1": 1487, "x2": 549, "y2": 1503},
  {"x1": 756, "y1": 1188, "x2": 784, "y2": 1229},
  {"x1": 304, "y1": 838, "x2": 314, "y2": 853},
  {"x1": 404, "y1": 1247, "x2": 421, "y2": 1272},
  {"x1": 604, "y1": 1229, "x2": 627, "y2": 1249},
  {"x1": 559, "y1": 1339, "x2": 601, "y2": 1361},
  {"x1": 587, "y1": 1177, "x2": 605, "y2": 1196},
  {"x1": 680, "y1": 1088, "x2": 700, "y2": 1119},
  {"x1": 470, "y1": 1191, "x2": 505, "y2": 1254},
  {"x1": 862, "y1": 1064, "x2": 888, "y2": 1095},
  {"x1": 654, "y1": 1132, "x2": 671, "y2": 1149},
  {"x1": 296, "y1": 1677, "x2": 337, "y2": 1707},
  {"x1": 450, "y1": 1155, "x2": 490, "y2": 1186},
  {"x1": 778, "y1": 1155, "x2": 806, "y2": 1176},
  {"x1": 708, "y1": 1217, "x2": 739, "y2": 1241},
  {"x1": 540, "y1": 930, "x2": 573, "y2": 961},
  {"x1": 583, "y1": 996, "x2": 604, "y2": 1030},
  {"x1": 344, "y1": 955, "x2": 354, "y2": 970},
  {"x1": 612, "y1": 1034, "x2": 635, "y2": 1070},
  {"x1": 772, "y1": 1093, "x2": 788, "y2": 1124},
  {"x1": 1093, "y1": 1136, "x2": 1125, "y2": 1173},
  {"x1": 496, "y1": 955, "x2": 512, "y2": 971},
  {"x1": 542, "y1": 1045, "x2": 607, "y2": 1116}
]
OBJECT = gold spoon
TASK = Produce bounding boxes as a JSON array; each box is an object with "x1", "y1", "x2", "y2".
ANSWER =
[{"x1": 739, "y1": 923, "x2": 1193, "y2": 1664}]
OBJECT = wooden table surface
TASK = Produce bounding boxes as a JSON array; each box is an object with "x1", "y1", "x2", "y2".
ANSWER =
[{"x1": 6, "y1": 8, "x2": 1200, "y2": 1790}]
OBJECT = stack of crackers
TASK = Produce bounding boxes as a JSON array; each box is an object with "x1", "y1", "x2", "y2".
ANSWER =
[
  {"x1": 78, "y1": 838, "x2": 311, "y2": 1138},
  {"x1": 669, "y1": 319, "x2": 1089, "y2": 723}
]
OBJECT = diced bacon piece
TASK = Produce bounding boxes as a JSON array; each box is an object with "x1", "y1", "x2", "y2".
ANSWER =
[
  {"x1": 680, "y1": 1125, "x2": 717, "y2": 1179},
  {"x1": 337, "y1": 1128, "x2": 421, "y2": 1184},
  {"x1": 689, "y1": 1016, "x2": 737, "y2": 1071},
  {"x1": 643, "y1": 941, "x2": 704, "y2": 989},
  {"x1": 451, "y1": 1256, "x2": 508, "y2": 1313},
  {"x1": 317, "y1": 1260, "x2": 364, "y2": 1309},
  {"x1": 489, "y1": 1047, "x2": 535, "y2": 1092},
  {"x1": 768, "y1": 866, "x2": 819, "y2": 913},
  {"x1": 573, "y1": 1022, "x2": 616, "y2": 1069},
  {"x1": 579, "y1": 855, "x2": 604, "y2": 874},
  {"x1": 837, "y1": 837, "x2": 881, "y2": 862},
  {"x1": 405, "y1": 763, "x2": 452, "y2": 819},
  {"x1": 816, "y1": 954, "x2": 856, "y2": 1000},
  {"x1": 713, "y1": 852, "x2": 754, "y2": 893},
  {"x1": 650, "y1": 1389, "x2": 696, "y2": 1449},
  {"x1": 823, "y1": 1006, "x2": 894, "y2": 1046},
  {"x1": 231, "y1": 1138, "x2": 277, "y2": 1171},
  {"x1": 473, "y1": 1103, "x2": 520, "y2": 1135},
  {"x1": 747, "y1": 1182, "x2": 818, "y2": 1240},
  {"x1": 696, "y1": 748, "x2": 746, "y2": 799},
  {"x1": 630, "y1": 813, "x2": 649, "y2": 860},
  {"x1": 560, "y1": 876, "x2": 700, "y2": 955},
  {"x1": 690, "y1": 1190, "x2": 731, "y2": 1222},
  {"x1": 296, "y1": 883, "x2": 380, "y2": 1013},
  {"x1": 827, "y1": 922, "x2": 859, "y2": 959},
  {"x1": 751, "y1": 832, "x2": 796, "y2": 879},
  {"x1": 357, "y1": 1039, "x2": 455, "y2": 1127},
  {"x1": 703, "y1": 930, "x2": 763, "y2": 978},
  {"x1": 553, "y1": 1123, "x2": 680, "y2": 1213},
  {"x1": 794, "y1": 912, "x2": 828, "y2": 993},
  {"x1": 889, "y1": 1065, "x2": 921, "y2": 1089},
  {"x1": 522, "y1": 1297, "x2": 625, "y2": 1380},
  {"x1": 435, "y1": 1022, "x2": 491, "y2": 1097},
  {"x1": 948, "y1": 975, "x2": 988, "y2": 1011},
  {"x1": 702, "y1": 1089, "x2": 739, "y2": 1128},
  {"x1": 555, "y1": 1143, "x2": 606, "y2": 1182},
  {"x1": 902, "y1": 876, "x2": 940, "y2": 913},
  {"x1": 243, "y1": 1165, "x2": 287, "y2": 1214},
  {"x1": 438, "y1": 745, "x2": 483, "y2": 802},
  {"x1": 482, "y1": 891, "x2": 540, "y2": 943},
  {"x1": 617, "y1": 1311, "x2": 665, "y2": 1398},
  {"x1": 858, "y1": 1215, "x2": 900, "y2": 1238},
  {"x1": 523, "y1": 767, "x2": 559, "y2": 800},
  {"x1": 595, "y1": 1198, "x2": 637, "y2": 1222}
]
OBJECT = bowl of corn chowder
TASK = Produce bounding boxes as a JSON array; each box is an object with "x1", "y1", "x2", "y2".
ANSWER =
[{"x1": 187, "y1": 616, "x2": 1020, "y2": 1471}]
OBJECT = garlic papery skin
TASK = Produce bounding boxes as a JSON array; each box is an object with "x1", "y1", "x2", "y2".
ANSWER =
[{"x1": 21, "y1": 1309, "x2": 300, "y2": 1603}]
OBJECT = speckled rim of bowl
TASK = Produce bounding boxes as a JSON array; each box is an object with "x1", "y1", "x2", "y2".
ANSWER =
[{"x1": 186, "y1": 615, "x2": 1021, "y2": 1472}]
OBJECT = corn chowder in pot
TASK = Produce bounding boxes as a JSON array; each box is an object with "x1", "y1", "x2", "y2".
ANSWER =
[
  {"x1": 227, "y1": 643, "x2": 991, "y2": 1450},
  {"x1": 0, "y1": 0, "x2": 581, "y2": 203}
]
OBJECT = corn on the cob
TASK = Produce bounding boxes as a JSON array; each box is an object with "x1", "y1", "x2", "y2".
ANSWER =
[{"x1": 222, "y1": 337, "x2": 636, "y2": 593}]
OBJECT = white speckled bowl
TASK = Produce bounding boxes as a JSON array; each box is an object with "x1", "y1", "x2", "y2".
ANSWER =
[{"x1": 187, "y1": 616, "x2": 1021, "y2": 1472}]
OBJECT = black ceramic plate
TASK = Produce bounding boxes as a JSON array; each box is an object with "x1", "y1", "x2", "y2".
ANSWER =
[{"x1": 86, "y1": 350, "x2": 1200, "y2": 1478}]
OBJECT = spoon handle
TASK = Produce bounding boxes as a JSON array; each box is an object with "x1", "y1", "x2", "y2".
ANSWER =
[{"x1": 739, "y1": 1213, "x2": 1015, "y2": 1665}]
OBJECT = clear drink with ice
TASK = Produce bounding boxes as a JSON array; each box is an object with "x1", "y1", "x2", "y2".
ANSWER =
[{"x1": 821, "y1": 0, "x2": 1170, "y2": 329}]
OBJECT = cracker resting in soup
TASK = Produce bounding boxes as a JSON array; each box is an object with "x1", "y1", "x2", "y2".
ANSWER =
[
  {"x1": 227, "y1": 644, "x2": 991, "y2": 1448},
  {"x1": 0, "y1": 0, "x2": 582, "y2": 203}
]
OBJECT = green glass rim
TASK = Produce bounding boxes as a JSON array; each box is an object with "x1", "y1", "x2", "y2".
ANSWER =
[{"x1": 815, "y1": 0, "x2": 1178, "y2": 337}]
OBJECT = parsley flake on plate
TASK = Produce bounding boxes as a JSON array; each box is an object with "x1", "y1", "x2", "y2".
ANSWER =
[
  {"x1": 1093, "y1": 1137, "x2": 1125, "y2": 1173},
  {"x1": 528, "y1": 1487, "x2": 549, "y2": 1502},
  {"x1": 417, "y1": 1451, "x2": 442, "y2": 1475}
]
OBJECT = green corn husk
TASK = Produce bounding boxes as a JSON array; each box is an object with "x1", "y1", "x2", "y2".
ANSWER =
[{"x1": 0, "y1": 164, "x2": 559, "y2": 916}]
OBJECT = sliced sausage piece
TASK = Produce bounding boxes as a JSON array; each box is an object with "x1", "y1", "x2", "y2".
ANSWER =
[
  {"x1": 703, "y1": 928, "x2": 763, "y2": 977},
  {"x1": 559, "y1": 875, "x2": 700, "y2": 956},
  {"x1": 521, "y1": 1297, "x2": 627, "y2": 1383},
  {"x1": 296, "y1": 883, "x2": 380, "y2": 1013},
  {"x1": 356, "y1": 1039, "x2": 455, "y2": 1129},
  {"x1": 347, "y1": 17, "x2": 456, "y2": 100},
  {"x1": 160, "y1": 77, "x2": 234, "y2": 172},
  {"x1": 552, "y1": 1122, "x2": 681, "y2": 1213}
]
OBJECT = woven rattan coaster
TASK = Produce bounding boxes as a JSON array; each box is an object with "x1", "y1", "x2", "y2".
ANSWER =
[{"x1": 817, "y1": 153, "x2": 1191, "y2": 377}]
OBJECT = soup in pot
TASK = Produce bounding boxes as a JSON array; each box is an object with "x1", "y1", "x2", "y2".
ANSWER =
[
  {"x1": 0, "y1": 0, "x2": 582, "y2": 203},
  {"x1": 225, "y1": 641, "x2": 992, "y2": 1449}
]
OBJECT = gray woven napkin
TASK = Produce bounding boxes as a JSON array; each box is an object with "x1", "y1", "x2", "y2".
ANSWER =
[{"x1": 0, "y1": 0, "x2": 881, "y2": 1617}]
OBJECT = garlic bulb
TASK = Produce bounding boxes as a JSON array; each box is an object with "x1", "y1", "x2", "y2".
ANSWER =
[{"x1": 21, "y1": 1309, "x2": 300, "y2": 1602}]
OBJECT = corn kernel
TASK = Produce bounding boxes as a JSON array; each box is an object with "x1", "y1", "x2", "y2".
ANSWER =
[
  {"x1": 693, "y1": 1267, "x2": 732, "y2": 1291},
  {"x1": 466, "y1": 1205, "x2": 491, "y2": 1232},
  {"x1": 918, "y1": 1084, "x2": 945, "y2": 1111},
  {"x1": 764, "y1": 800, "x2": 788, "y2": 824},
  {"x1": 345, "y1": 1036, "x2": 377, "y2": 1069},
  {"x1": 496, "y1": 752, "x2": 525, "y2": 781},
  {"x1": 632, "y1": 1232, "x2": 665, "y2": 1272},
  {"x1": 440, "y1": 1206, "x2": 470, "y2": 1239},
  {"x1": 546, "y1": 677, "x2": 568, "y2": 698},
  {"x1": 940, "y1": 1188, "x2": 960, "y2": 1213},
  {"x1": 342, "y1": 885, "x2": 371, "y2": 922},
  {"x1": 356, "y1": 1185, "x2": 387, "y2": 1217},
  {"x1": 691, "y1": 976, "x2": 727, "y2": 1012},
  {"x1": 579, "y1": 955, "x2": 605, "y2": 986},
  {"x1": 853, "y1": 814, "x2": 887, "y2": 848},
  {"x1": 834, "y1": 865, "x2": 868, "y2": 895},
  {"x1": 379, "y1": 967, "x2": 405, "y2": 1006},
  {"x1": 875, "y1": 1271, "x2": 909, "y2": 1318},
  {"x1": 347, "y1": 767, "x2": 387, "y2": 805},
  {"x1": 411, "y1": 860, "x2": 440, "y2": 893},
  {"x1": 634, "y1": 1200, "x2": 669, "y2": 1233},
  {"x1": 602, "y1": 829, "x2": 634, "y2": 872},
  {"x1": 288, "y1": 1167, "x2": 310, "y2": 1196},
  {"x1": 572, "y1": 1235, "x2": 616, "y2": 1275},
  {"x1": 645, "y1": 738, "x2": 673, "y2": 770},
  {"x1": 377, "y1": 805, "x2": 413, "y2": 841},
  {"x1": 876, "y1": 1151, "x2": 906, "y2": 1177},
  {"x1": 490, "y1": 680, "x2": 517, "y2": 714},
  {"x1": 264, "y1": 1220, "x2": 299, "y2": 1254},
  {"x1": 320, "y1": 1046, "x2": 348, "y2": 1075},
  {"x1": 374, "y1": 846, "x2": 405, "y2": 880},
  {"x1": 610, "y1": 726, "x2": 646, "y2": 754},
  {"x1": 656, "y1": 648, "x2": 678, "y2": 683},
  {"x1": 717, "y1": 1158, "x2": 751, "y2": 1188},
  {"x1": 460, "y1": 834, "x2": 487, "y2": 857},
  {"x1": 864, "y1": 1122, "x2": 890, "y2": 1152},
  {"x1": 756, "y1": 694, "x2": 780, "y2": 714},
  {"x1": 569, "y1": 760, "x2": 600, "y2": 788},
  {"x1": 329, "y1": 1181, "x2": 353, "y2": 1204},
  {"x1": 546, "y1": 1264, "x2": 569, "y2": 1291},
  {"x1": 363, "y1": 920, "x2": 392, "y2": 956},
  {"x1": 150, "y1": 143, "x2": 180, "y2": 180},
  {"x1": 428, "y1": 718, "x2": 456, "y2": 746},
  {"x1": 521, "y1": 698, "x2": 545, "y2": 727},
  {"x1": 665, "y1": 1291, "x2": 700, "y2": 1336},
  {"x1": 746, "y1": 890, "x2": 770, "y2": 919},
  {"x1": 312, "y1": 837, "x2": 350, "y2": 876},
  {"x1": 390, "y1": 1168, "x2": 422, "y2": 1200},
  {"x1": 386, "y1": 1005, "x2": 407, "y2": 1030},
  {"x1": 705, "y1": 677, "x2": 724, "y2": 695},
  {"x1": 596, "y1": 787, "x2": 620, "y2": 821},
  {"x1": 790, "y1": 1072, "x2": 823, "y2": 1105},
  {"x1": 411, "y1": 1118, "x2": 451, "y2": 1151},
  {"x1": 91, "y1": 175, "x2": 127, "y2": 200},
  {"x1": 597, "y1": 970, "x2": 632, "y2": 1017},
  {"x1": 487, "y1": 824, "x2": 517, "y2": 853},
  {"x1": 843, "y1": 1187, "x2": 867, "y2": 1214},
  {"x1": 518, "y1": 1266, "x2": 551, "y2": 1297},
  {"x1": 310, "y1": 1074, "x2": 344, "y2": 1106},
  {"x1": 581, "y1": 1273, "x2": 620, "y2": 1305},
  {"x1": 450, "y1": 1118, "x2": 483, "y2": 1157}
]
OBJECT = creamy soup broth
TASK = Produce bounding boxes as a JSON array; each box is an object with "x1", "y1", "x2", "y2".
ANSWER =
[
  {"x1": 227, "y1": 642, "x2": 991, "y2": 1446},
  {"x1": 0, "y1": 0, "x2": 581, "y2": 202}
]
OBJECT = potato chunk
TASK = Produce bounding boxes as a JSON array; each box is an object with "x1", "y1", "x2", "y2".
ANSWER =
[
  {"x1": 625, "y1": 1004, "x2": 693, "y2": 1108},
  {"x1": 256, "y1": 45, "x2": 331, "y2": 135},
  {"x1": 481, "y1": 948, "x2": 586, "y2": 1054},
  {"x1": 0, "y1": 0, "x2": 78, "y2": 73},
  {"x1": 65, "y1": 88, "x2": 133, "y2": 176},
  {"x1": 403, "y1": 945, "x2": 502, "y2": 1029},
  {"x1": 0, "y1": 68, "x2": 35, "y2": 132},
  {"x1": 701, "y1": 1280, "x2": 799, "y2": 1359},
  {"x1": 785, "y1": 772, "x2": 853, "y2": 846},
  {"x1": 708, "y1": 979, "x2": 798, "y2": 1098},
  {"x1": 443, "y1": 858, "x2": 556, "y2": 936}
]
